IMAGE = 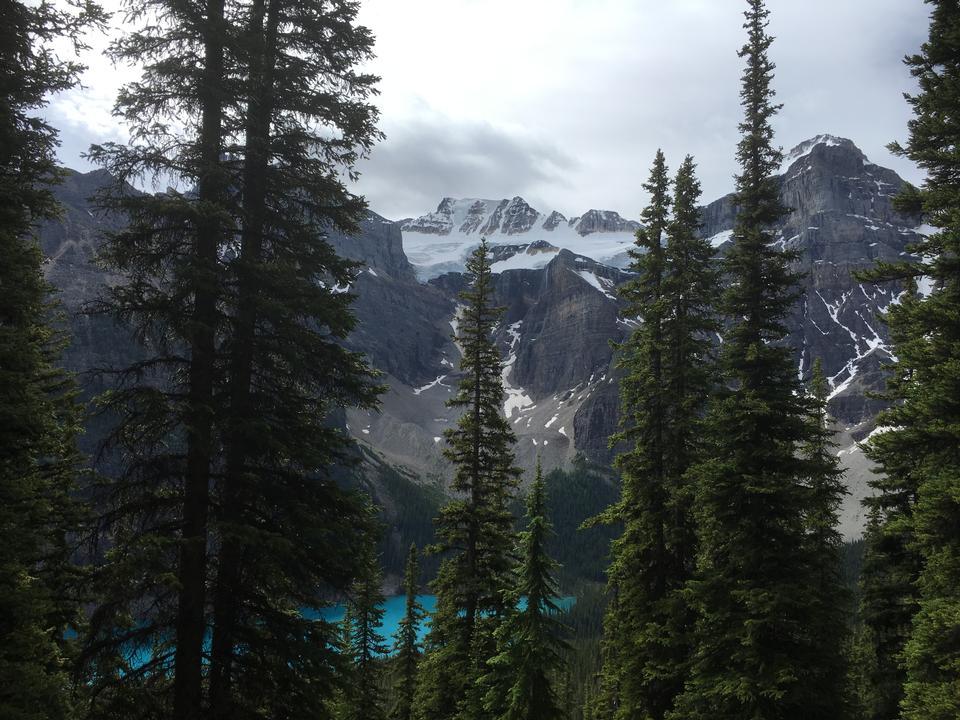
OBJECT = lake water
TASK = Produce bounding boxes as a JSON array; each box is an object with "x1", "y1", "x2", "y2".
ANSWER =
[{"x1": 311, "y1": 594, "x2": 575, "y2": 646}]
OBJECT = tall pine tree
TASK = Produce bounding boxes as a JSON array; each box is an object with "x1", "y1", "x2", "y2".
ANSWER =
[
  {"x1": 392, "y1": 544, "x2": 426, "y2": 720},
  {"x1": 82, "y1": 0, "x2": 382, "y2": 715},
  {"x1": 341, "y1": 553, "x2": 389, "y2": 720},
  {"x1": 800, "y1": 359, "x2": 852, "y2": 719},
  {"x1": 204, "y1": 1, "x2": 382, "y2": 716},
  {"x1": 82, "y1": 0, "x2": 236, "y2": 713},
  {"x1": 0, "y1": 2, "x2": 103, "y2": 717},
  {"x1": 414, "y1": 238, "x2": 521, "y2": 720},
  {"x1": 596, "y1": 153, "x2": 717, "y2": 720},
  {"x1": 485, "y1": 459, "x2": 568, "y2": 720},
  {"x1": 673, "y1": 2, "x2": 843, "y2": 717},
  {"x1": 857, "y1": 4, "x2": 960, "y2": 717},
  {"x1": 595, "y1": 149, "x2": 673, "y2": 720}
]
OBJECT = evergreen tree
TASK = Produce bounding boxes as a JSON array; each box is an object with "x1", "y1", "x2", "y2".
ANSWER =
[
  {"x1": 82, "y1": 0, "x2": 236, "y2": 713},
  {"x1": 82, "y1": 0, "x2": 382, "y2": 715},
  {"x1": 673, "y1": 2, "x2": 839, "y2": 717},
  {"x1": 660, "y1": 154, "x2": 719, "y2": 582},
  {"x1": 857, "y1": 5, "x2": 960, "y2": 717},
  {"x1": 0, "y1": 2, "x2": 102, "y2": 718},
  {"x1": 596, "y1": 153, "x2": 717, "y2": 720},
  {"x1": 392, "y1": 544, "x2": 426, "y2": 720},
  {"x1": 414, "y1": 238, "x2": 521, "y2": 720},
  {"x1": 485, "y1": 459, "x2": 568, "y2": 720},
  {"x1": 342, "y1": 554, "x2": 389, "y2": 720},
  {"x1": 852, "y1": 282, "x2": 924, "y2": 720},
  {"x1": 595, "y1": 149, "x2": 672, "y2": 720},
  {"x1": 203, "y1": 1, "x2": 382, "y2": 716},
  {"x1": 800, "y1": 360, "x2": 852, "y2": 719}
]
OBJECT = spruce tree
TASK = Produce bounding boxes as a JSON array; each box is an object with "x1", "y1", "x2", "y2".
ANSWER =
[
  {"x1": 857, "y1": 4, "x2": 960, "y2": 717},
  {"x1": 595, "y1": 149, "x2": 672, "y2": 720},
  {"x1": 856, "y1": 287, "x2": 922, "y2": 720},
  {"x1": 596, "y1": 153, "x2": 717, "y2": 720},
  {"x1": 800, "y1": 359, "x2": 852, "y2": 719},
  {"x1": 342, "y1": 554, "x2": 389, "y2": 720},
  {"x1": 82, "y1": 0, "x2": 236, "y2": 713},
  {"x1": 660, "y1": 154, "x2": 719, "y2": 581},
  {"x1": 414, "y1": 238, "x2": 521, "y2": 720},
  {"x1": 392, "y1": 544, "x2": 426, "y2": 720},
  {"x1": 673, "y1": 2, "x2": 836, "y2": 717},
  {"x1": 82, "y1": 0, "x2": 383, "y2": 715},
  {"x1": 0, "y1": 2, "x2": 102, "y2": 718},
  {"x1": 485, "y1": 459, "x2": 568, "y2": 720},
  {"x1": 202, "y1": 1, "x2": 382, "y2": 716}
]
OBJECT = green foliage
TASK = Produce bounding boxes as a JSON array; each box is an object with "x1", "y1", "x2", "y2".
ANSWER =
[
  {"x1": 800, "y1": 360, "x2": 854, "y2": 718},
  {"x1": 0, "y1": 2, "x2": 104, "y2": 718},
  {"x1": 415, "y1": 238, "x2": 521, "y2": 720},
  {"x1": 596, "y1": 149, "x2": 673, "y2": 720},
  {"x1": 596, "y1": 152, "x2": 718, "y2": 720},
  {"x1": 674, "y1": 3, "x2": 850, "y2": 718},
  {"x1": 855, "y1": 5, "x2": 960, "y2": 718},
  {"x1": 486, "y1": 460, "x2": 569, "y2": 720},
  {"x1": 392, "y1": 545, "x2": 426, "y2": 720},
  {"x1": 81, "y1": 0, "x2": 383, "y2": 716},
  {"x1": 542, "y1": 460, "x2": 619, "y2": 588},
  {"x1": 341, "y1": 553, "x2": 390, "y2": 720}
]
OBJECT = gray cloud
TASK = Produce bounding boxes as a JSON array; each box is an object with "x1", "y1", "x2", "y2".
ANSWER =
[
  {"x1": 354, "y1": 116, "x2": 578, "y2": 220},
  {"x1": 49, "y1": 0, "x2": 933, "y2": 222}
]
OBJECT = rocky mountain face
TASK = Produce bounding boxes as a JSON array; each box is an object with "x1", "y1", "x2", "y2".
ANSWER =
[
  {"x1": 401, "y1": 196, "x2": 640, "y2": 238},
  {"x1": 39, "y1": 135, "x2": 924, "y2": 538},
  {"x1": 703, "y1": 135, "x2": 925, "y2": 425}
]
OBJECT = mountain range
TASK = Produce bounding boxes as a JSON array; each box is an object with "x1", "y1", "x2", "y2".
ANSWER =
[{"x1": 40, "y1": 134, "x2": 928, "y2": 539}]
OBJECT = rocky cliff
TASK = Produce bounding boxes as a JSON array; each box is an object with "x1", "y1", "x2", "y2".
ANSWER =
[{"x1": 38, "y1": 135, "x2": 925, "y2": 537}]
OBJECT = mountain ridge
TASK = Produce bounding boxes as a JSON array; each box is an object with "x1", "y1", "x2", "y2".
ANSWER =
[{"x1": 39, "y1": 134, "x2": 926, "y2": 538}]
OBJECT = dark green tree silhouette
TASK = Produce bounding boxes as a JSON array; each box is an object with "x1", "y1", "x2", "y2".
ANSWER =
[
  {"x1": 0, "y1": 2, "x2": 103, "y2": 718},
  {"x1": 486, "y1": 459, "x2": 568, "y2": 720},
  {"x1": 415, "y1": 238, "x2": 521, "y2": 720},
  {"x1": 392, "y1": 545, "x2": 426, "y2": 720}
]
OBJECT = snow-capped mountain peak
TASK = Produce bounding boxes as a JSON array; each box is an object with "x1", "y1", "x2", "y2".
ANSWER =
[
  {"x1": 780, "y1": 134, "x2": 866, "y2": 174},
  {"x1": 401, "y1": 196, "x2": 641, "y2": 279}
]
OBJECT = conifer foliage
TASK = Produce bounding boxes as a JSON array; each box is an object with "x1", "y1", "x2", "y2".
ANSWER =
[
  {"x1": 415, "y1": 238, "x2": 521, "y2": 720},
  {"x1": 342, "y1": 554, "x2": 389, "y2": 720},
  {"x1": 81, "y1": 0, "x2": 383, "y2": 716},
  {"x1": 674, "y1": 1, "x2": 844, "y2": 717},
  {"x1": 486, "y1": 459, "x2": 568, "y2": 720},
  {"x1": 0, "y1": 2, "x2": 103, "y2": 718},
  {"x1": 392, "y1": 544, "x2": 426, "y2": 720},
  {"x1": 800, "y1": 359, "x2": 852, "y2": 719},
  {"x1": 858, "y1": 4, "x2": 960, "y2": 717},
  {"x1": 596, "y1": 148, "x2": 673, "y2": 720},
  {"x1": 596, "y1": 152, "x2": 717, "y2": 720}
]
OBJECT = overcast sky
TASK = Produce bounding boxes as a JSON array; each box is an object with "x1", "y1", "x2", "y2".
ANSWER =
[{"x1": 49, "y1": 0, "x2": 931, "y2": 221}]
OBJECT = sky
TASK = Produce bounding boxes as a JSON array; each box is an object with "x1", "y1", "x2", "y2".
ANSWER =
[{"x1": 48, "y1": 0, "x2": 931, "y2": 221}]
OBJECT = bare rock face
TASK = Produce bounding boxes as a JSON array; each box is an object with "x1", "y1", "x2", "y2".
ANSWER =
[
  {"x1": 700, "y1": 135, "x2": 924, "y2": 425},
  {"x1": 458, "y1": 200, "x2": 490, "y2": 234},
  {"x1": 570, "y1": 209, "x2": 640, "y2": 236},
  {"x1": 326, "y1": 211, "x2": 417, "y2": 283},
  {"x1": 400, "y1": 197, "x2": 456, "y2": 235},
  {"x1": 499, "y1": 197, "x2": 541, "y2": 235},
  {"x1": 38, "y1": 134, "x2": 926, "y2": 495},
  {"x1": 506, "y1": 250, "x2": 624, "y2": 398},
  {"x1": 542, "y1": 210, "x2": 567, "y2": 231}
]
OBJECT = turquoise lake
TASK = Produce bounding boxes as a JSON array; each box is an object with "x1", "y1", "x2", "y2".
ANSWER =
[{"x1": 312, "y1": 595, "x2": 575, "y2": 646}]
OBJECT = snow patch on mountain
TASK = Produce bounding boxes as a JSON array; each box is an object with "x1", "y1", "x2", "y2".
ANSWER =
[
  {"x1": 502, "y1": 321, "x2": 535, "y2": 418},
  {"x1": 707, "y1": 229, "x2": 734, "y2": 248},
  {"x1": 573, "y1": 269, "x2": 617, "y2": 299},
  {"x1": 402, "y1": 197, "x2": 639, "y2": 280},
  {"x1": 780, "y1": 134, "x2": 853, "y2": 174}
]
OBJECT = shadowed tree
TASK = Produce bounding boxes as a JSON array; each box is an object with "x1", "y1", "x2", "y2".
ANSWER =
[{"x1": 414, "y1": 238, "x2": 521, "y2": 720}]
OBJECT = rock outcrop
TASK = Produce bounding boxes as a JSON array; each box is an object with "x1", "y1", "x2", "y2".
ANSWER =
[{"x1": 37, "y1": 135, "x2": 926, "y2": 535}]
